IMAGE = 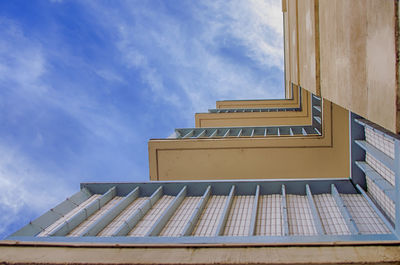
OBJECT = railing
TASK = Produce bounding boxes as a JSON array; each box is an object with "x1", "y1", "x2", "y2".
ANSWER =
[
  {"x1": 350, "y1": 114, "x2": 400, "y2": 237},
  {"x1": 8, "y1": 179, "x2": 397, "y2": 243},
  {"x1": 208, "y1": 107, "x2": 301, "y2": 113},
  {"x1": 171, "y1": 92, "x2": 322, "y2": 139}
]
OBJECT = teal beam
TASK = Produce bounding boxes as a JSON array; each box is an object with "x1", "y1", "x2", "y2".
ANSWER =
[
  {"x1": 215, "y1": 185, "x2": 235, "y2": 236},
  {"x1": 181, "y1": 186, "x2": 211, "y2": 236},
  {"x1": 112, "y1": 186, "x2": 163, "y2": 236},
  {"x1": 146, "y1": 186, "x2": 187, "y2": 236},
  {"x1": 355, "y1": 140, "x2": 394, "y2": 171},
  {"x1": 11, "y1": 188, "x2": 92, "y2": 237},
  {"x1": 248, "y1": 185, "x2": 260, "y2": 236},
  {"x1": 81, "y1": 187, "x2": 140, "y2": 236},
  {"x1": 281, "y1": 185, "x2": 289, "y2": 236},
  {"x1": 306, "y1": 185, "x2": 325, "y2": 235},
  {"x1": 331, "y1": 184, "x2": 359, "y2": 235},
  {"x1": 50, "y1": 187, "x2": 116, "y2": 236},
  {"x1": 355, "y1": 161, "x2": 395, "y2": 201},
  {"x1": 356, "y1": 184, "x2": 395, "y2": 234}
]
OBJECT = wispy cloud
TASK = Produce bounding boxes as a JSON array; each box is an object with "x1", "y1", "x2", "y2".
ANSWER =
[
  {"x1": 86, "y1": 0, "x2": 284, "y2": 124},
  {"x1": 0, "y1": 0, "x2": 284, "y2": 238},
  {"x1": 0, "y1": 142, "x2": 74, "y2": 237},
  {"x1": 0, "y1": 17, "x2": 145, "y2": 238}
]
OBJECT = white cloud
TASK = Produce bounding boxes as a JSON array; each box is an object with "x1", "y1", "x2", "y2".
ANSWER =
[
  {"x1": 0, "y1": 18, "x2": 145, "y2": 237},
  {"x1": 0, "y1": 143, "x2": 74, "y2": 237},
  {"x1": 198, "y1": 0, "x2": 284, "y2": 70},
  {"x1": 95, "y1": 69, "x2": 124, "y2": 84},
  {"x1": 0, "y1": 18, "x2": 47, "y2": 96},
  {"x1": 0, "y1": 17, "x2": 138, "y2": 144},
  {"x1": 86, "y1": 0, "x2": 284, "y2": 124}
]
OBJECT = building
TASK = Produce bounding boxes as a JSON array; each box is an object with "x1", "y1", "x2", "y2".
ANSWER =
[{"x1": 1, "y1": 0, "x2": 400, "y2": 264}]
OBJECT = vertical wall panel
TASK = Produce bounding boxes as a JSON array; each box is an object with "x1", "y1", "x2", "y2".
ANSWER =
[{"x1": 288, "y1": 0, "x2": 298, "y2": 85}]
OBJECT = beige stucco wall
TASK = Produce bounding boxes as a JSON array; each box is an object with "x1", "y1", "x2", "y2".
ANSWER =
[
  {"x1": 284, "y1": 0, "x2": 399, "y2": 133},
  {"x1": 297, "y1": 0, "x2": 320, "y2": 96},
  {"x1": 1, "y1": 241, "x2": 400, "y2": 264},
  {"x1": 320, "y1": 0, "x2": 398, "y2": 133}
]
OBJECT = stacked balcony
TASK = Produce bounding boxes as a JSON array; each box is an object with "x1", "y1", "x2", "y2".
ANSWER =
[{"x1": 9, "y1": 180, "x2": 395, "y2": 243}]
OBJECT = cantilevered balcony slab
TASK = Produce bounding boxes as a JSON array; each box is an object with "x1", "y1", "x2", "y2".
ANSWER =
[
  {"x1": 7, "y1": 179, "x2": 395, "y2": 243},
  {"x1": 216, "y1": 85, "x2": 301, "y2": 109},
  {"x1": 149, "y1": 101, "x2": 349, "y2": 181},
  {"x1": 195, "y1": 88, "x2": 311, "y2": 128}
]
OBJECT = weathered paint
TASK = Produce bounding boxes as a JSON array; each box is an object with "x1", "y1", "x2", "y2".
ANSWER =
[{"x1": 1, "y1": 242, "x2": 400, "y2": 264}]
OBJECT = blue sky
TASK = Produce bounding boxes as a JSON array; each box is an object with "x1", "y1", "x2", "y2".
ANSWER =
[{"x1": 0, "y1": 0, "x2": 283, "y2": 239}]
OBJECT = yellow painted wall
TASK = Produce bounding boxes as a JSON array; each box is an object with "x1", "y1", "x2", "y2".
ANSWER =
[
  {"x1": 216, "y1": 85, "x2": 300, "y2": 109},
  {"x1": 196, "y1": 89, "x2": 310, "y2": 128},
  {"x1": 149, "y1": 101, "x2": 349, "y2": 181}
]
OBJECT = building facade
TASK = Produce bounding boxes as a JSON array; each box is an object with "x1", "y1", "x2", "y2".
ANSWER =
[{"x1": 1, "y1": 0, "x2": 400, "y2": 264}]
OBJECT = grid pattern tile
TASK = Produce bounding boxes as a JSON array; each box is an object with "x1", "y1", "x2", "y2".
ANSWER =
[
  {"x1": 128, "y1": 195, "x2": 175, "y2": 236},
  {"x1": 287, "y1": 195, "x2": 317, "y2": 235},
  {"x1": 365, "y1": 127, "x2": 395, "y2": 159},
  {"x1": 341, "y1": 194, "x2": 390, "y2": 234},
  {"x1": 365, "y1": 153, "x2": 395, "y2": 186},
  {"x1": 38, "y1": 194, "x2": 101, "y2": 237},
  {"x1": 98, "y1": 197, "x2": 148, "y2": 236},
  {"x1": 223, "y1": 196, "x2": 254, "y2": 236},
  {"x1": 68, "y1": 196, "x2": 123, "y2": 237},
  {"x1": 160, "y1": 196, "x2": 202, "y2": 237},
  {"x1": 255, "y1": 195, "x2": 283, "y2": 236},
  {"x1": 366, "y1": 177, "x2": 395, "y2": 222},
  {"x1": 192, "y1": 196, "x2": 227, "y2": 236},
  {"x1": 314, "y1": 194, "x2": 350, "y2": 235}
]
